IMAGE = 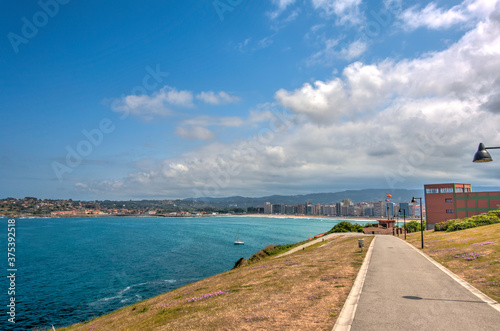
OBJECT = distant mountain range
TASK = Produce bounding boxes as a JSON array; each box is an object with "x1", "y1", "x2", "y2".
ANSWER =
[{"x1": 186, "y1": 188, "x2": 424, "y2": 208}]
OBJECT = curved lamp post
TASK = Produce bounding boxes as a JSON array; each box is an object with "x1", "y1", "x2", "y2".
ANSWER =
[
  {"x1": 411, "y1": 197, "x2": 424, "y2": 249},
  {"x1": 473, "y1": 143, "x2": 500, "y2": 163}
]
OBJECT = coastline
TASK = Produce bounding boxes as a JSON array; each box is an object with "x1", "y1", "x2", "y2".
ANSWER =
[{"x1": 234, "y1": 213, "x2": 379, "y2": 222}]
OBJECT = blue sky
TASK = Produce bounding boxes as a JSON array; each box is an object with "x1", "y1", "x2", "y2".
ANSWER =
[{"x1": 1, "y1": 0, "x2": 500, "y2": 200}]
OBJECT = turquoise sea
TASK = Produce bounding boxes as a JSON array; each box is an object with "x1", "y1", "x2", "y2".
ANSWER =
[{"x1": 0, "y1": 216, "x2": 374, "y2": 329}]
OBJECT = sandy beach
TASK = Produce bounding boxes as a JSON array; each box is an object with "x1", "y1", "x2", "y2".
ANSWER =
[{"x1": 234, "y1": 213, "x2": 379, "y2": 222}]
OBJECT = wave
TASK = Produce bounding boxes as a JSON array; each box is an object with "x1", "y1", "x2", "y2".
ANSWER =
[{"x1": 92, "y1": 279, "x2": 176, "y2": 305}]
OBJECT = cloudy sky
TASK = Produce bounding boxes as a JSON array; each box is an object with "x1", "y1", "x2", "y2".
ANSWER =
[{"x1": 1, "y1": 0, "x2": 500, "y2": 200}]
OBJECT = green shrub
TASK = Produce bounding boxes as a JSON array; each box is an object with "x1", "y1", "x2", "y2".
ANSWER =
[
  {"x1": 404, "y1": 220, "x2": 425, "y2": 233},
  {"x1": 435, "y1": 219, "x2": 459, "y2": 231},
  {"x1": 327, "y1": 221, "x2": 363, "y2": 233},
  {"x1": 446, "y1": 220, "x2": 477, "y2": 232},
  {"x1": 434, "y1": 209, "x2": 500, "y2": 232},
  {"x1": 232, "y1": 257, "x2": 246, "y2": 269},
  {"x1": 487, "y1": 209, "x2": 500, "y2": 218},
  {"x1": 470, "y1": 213, "x2": 500, "y2": 226}
]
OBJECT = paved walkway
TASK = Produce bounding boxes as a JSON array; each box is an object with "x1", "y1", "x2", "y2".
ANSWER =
[
  {"x1": 337, "y1": 235, "x2": 500, "y2": 331},
  {"x1": 276, "y1": 232, "x2": 365, "y2": 258}
]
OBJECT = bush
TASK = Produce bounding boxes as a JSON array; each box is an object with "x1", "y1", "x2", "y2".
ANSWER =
[
  {"x1": 435, "y1": 219, "x2": 459, "y2": 231},
  {"x1": 404, "y1": 220, "x2": 426, "y2": 233},
  {"x1": 327, "y1": 221, "x2": 363, "y2": 233},
  {"x1": 434, "y1": 209, "x2": 500, "y2": 232},
  {"x1": 470, "y1": 213, "x2": 500, "y2": 226},
  {"x1": 232, "y1": 257, "x2": 246, "y2": 269},
  {"x1": 446, "y1": 220, "x2": 477, "y2": 232},
  {"x1": 487, "y1": 209, "x2": 500, "y2": 218}
]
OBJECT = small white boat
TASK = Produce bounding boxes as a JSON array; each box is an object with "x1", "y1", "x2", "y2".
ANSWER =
[{"x1": 234, "y1": 229, "x2": 244, "y2": 245}]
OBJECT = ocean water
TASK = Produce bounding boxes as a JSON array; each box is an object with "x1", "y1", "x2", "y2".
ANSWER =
[{"x1": 0, "y1": 216, "x2": 372, "y2": 329}]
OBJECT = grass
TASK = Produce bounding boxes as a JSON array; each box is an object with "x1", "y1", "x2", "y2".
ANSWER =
[
  {"x1": 405, "y1": 223, "x2": 500, "y2": 303},
  {"x1": 58, "y1": 235, "x2": 373, "y2": 331}
]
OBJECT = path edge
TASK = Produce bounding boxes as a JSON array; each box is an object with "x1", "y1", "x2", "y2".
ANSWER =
[
  {"x1": 400, "y1": 237, "x2": 500, "y2": 314},
  {"x1": 332, "y1": 236, "x2": 376, "y2": 331}
]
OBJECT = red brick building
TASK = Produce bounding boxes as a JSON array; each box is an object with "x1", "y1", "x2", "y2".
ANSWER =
[{"x1": 424, "y1": 183, "x2": 500, "y2": 227}]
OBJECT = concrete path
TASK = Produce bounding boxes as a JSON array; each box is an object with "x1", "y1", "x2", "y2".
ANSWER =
[
  {"x1": 276, "y1": 232, "x2": 365, "y2": 258},
  {"x1": 342, "y1": 235, "x2": 500, "y2": 331}
]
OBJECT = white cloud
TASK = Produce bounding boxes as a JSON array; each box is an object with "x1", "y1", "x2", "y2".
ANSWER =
[
  {"x1": 176, "y1": 126, "x2": 216, "y2": 141},
  {"x1": 341, "y1": 39, "x2": 367, "y2": 59},
  {"x1": 306, "y1": 34, "x2": 367, "y2": 66},
  {"x1": 235, "y1": 35, "x2": 276, "y2": 53},
  {"x1": 111, "y1": 88, "x2": 240, "y2": 119},
  {"x1": 400, "y1": 3, "x2": 467, "y2": 30},
  {"x1": 236, "y1": 38, "x2": 251, "y2": 52},
  {"x1": 175, "y1": 114, "x2": 249, "y2": 141},
  {"x1": 164, "y1": 88, "x2": 194, "y2": 107},
  {"x1": 111, "y1": 86, "x2": 193, "y2": 119},
  {"x1": 182, "y1": 115, "x2": 244, "y2": 128},
  {"x1": 311, "y1": 0, "x2": 363, "y2": 25},
  {"x1": 257, "y1": 36, "x2": 274, "y2": 49},
  {"x1": 196, "y1": 91, "x2": 240, "y2": 105},
  {"x1": 268, "y1": 0, "x2": 297, "y2": 19},
  {"x1": 275, "y1": 78, "x2": 348, "y2": 123},
  {"x1": 306, "y1": 38, "x2": 341, "y2": 66},
  {"x1": 399, "y1": 0, "x2": 496, "y2": 31},
  {"x1": 90, "y1": 1, "x2": 500, "y2": 198},
  {"x1": 170, "y1": 163, "x2": 189, "y2": 172},
  {"x1": 278, "y1": 3, "x2": 500, "y2": 124}
]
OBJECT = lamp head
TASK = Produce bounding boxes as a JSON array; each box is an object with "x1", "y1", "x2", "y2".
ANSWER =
[
  {"x1": 411, "y1": 197, "x2": 416, "y2": 203},
  {"x1": 473, "y1": 143, "x2": 493, "y2": 163}
]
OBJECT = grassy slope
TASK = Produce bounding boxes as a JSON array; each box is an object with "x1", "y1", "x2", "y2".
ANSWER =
[
  {"x1": 405, "y1": 223, "x2": 500, "y2": 302},
  {"x1": 59, "y1": 235, "x2": 373, "y2": 331}
]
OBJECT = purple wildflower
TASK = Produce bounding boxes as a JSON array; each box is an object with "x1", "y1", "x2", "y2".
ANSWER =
[
  {"x1": 472, "y1": 241, "x2": 495, "y2": 246},
  {"x1": 454, "y1": 252, "x2": 482, "y2": 260},
  {"x1": 186, "y1": 289, "x2": 232, "y2": 303},
  {"x1": 431, "y1": 248, "x2": 456, "y2": 253}
]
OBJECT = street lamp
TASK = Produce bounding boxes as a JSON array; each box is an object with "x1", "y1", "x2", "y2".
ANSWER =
[
  {"x1": 411, "y1": 197, "x2": 424, "y2": 249},
  {"x1": 399, "y1": 208, "x2": 406, "y2": 240},
  {"x1": 473, "y1": 143, "x2": 500, "y2": 163}
]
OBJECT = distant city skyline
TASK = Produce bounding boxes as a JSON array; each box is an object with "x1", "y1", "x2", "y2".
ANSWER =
[
  {"x1": 2, "y1": 0, "x2": 500, "y2": 200},
  {"x1": 0, "y1": 193, "x2": 423, "y2": 218}
]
